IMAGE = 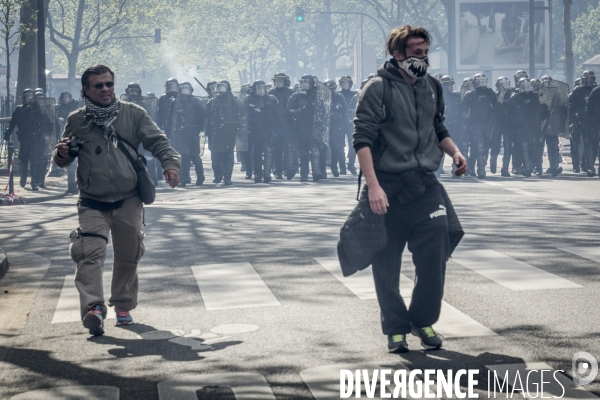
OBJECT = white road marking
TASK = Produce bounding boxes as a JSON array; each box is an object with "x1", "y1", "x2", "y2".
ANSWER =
[
  {"x1": 315, "y1": 257, "x2": 413, "y2": 300},
  {"x1": 168, "y1": 337, "x2": 212, "y2": 351},
  {"x1": 0, "y1": 252, "x2": 52, "y2": 371},
  {"x1": 191, "y1": 262, "x2": 280, "y2": 310},
  {"x1": 300, "y1": 361, "x2": 410, "y2": 400},
  {"x1": 11, "y1": 386, "x2": 119, "y2": 400},
  {"x1": 560, "y1": 247, "x2": 600, "y2": 265},
  {"x1": 210, "y1": 324, "x2": 259, "y2": 334},
  {"x1": 315, "y1": 258, "x2": 496, "y2": 338},
  {"x1": 51, "y1": 273, "x2": 116, "y2": 324},
  {"x1": 482, "y1": 181, "x2": 600, "y2": 218},
  {"x1": 157, "y1": 373, "x2": 275, "y2": 400},
  {"x1": 485, "y1": 362, "x2": 599, "y2": 400},
  {"x1": 451, "y1": 250, "x2": 582, "y2": 290}
]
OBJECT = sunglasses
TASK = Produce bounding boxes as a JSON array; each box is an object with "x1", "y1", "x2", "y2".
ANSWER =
[{"x1": 90, "y1": 81, "x2": 115, "y2": 90}]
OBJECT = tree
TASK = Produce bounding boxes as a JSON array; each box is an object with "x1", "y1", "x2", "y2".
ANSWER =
[
  {"x1": 564, "y1": 0, "x2": 573, "y2": 88},
  {"x1": 573, "y1": 2, "x2": 600, "y2": 74},
  {"x1": 47, "y1": 0, "x2": 129, "y2": 93},
  {"x1": 0, "y1": 0, "x2": 30, "y2": 112}
]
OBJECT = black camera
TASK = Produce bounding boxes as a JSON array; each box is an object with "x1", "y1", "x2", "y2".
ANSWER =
[{"x1": 66, "y1": 137, "x2": 82, "y2": 158}]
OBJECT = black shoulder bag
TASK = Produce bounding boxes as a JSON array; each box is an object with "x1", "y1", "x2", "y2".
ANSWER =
[
  {"x1": 115, "y1": 133, "x2": 156, "y2": 205},
  {"x1": 337, "y1": 78, "x2": 394, "y2": 277}
]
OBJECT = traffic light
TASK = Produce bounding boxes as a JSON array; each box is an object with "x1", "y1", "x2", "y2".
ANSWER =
[
  {"x1": 154, "y1": 28, "x2": 161, "y2": 44},
  {"x1": 296, "y1": 8, "x2": 304, "y2": 22}
]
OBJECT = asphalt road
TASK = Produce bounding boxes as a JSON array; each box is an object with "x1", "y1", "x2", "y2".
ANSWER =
[{"x1": 1, "y1": 159, "x2": 599, "y2": 400}]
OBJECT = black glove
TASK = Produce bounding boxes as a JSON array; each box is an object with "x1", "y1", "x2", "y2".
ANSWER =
[{"x1": 3, "y1": 130, "x2": 10, "y2": 142}]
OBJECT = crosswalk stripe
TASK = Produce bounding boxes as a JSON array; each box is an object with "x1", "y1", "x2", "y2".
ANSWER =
[
  {"x1": 559, "y1": 247, "x2": 600, "y2": 265},
  {"x1": 191, "y1": 262, "x2": 280, "y2": 310},
  {"x1": 484, "y1": 362, "x2": 599, "y2": 399},
  {"x1": 51, "y1": 273, "x2": 116, "y2": 324},
  {"x1": 11, "y1": 385, "x2": 119, "y2": 399},
  {"x1": 157, "y1": 373, "x2": 275, "y2": 400},
  {"x1": 300, "y1": 361, "x2": 410, "y2": 400},
  {"x1": 451, "y1": 250, "x2": 582, "y2": 290},
  {"x1": 314, "y1": 257, "x2": 496, "y2": 338}
]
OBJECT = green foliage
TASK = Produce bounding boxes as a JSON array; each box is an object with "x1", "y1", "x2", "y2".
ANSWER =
[{"x1": 573, "y1": 2, "x2": 600, "y2": 69}]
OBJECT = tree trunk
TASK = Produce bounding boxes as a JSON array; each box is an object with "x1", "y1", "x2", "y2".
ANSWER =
[
  {"x1": 67, "y1": 53, "x2": 78, "y2": 94},
  {"x1": 16, "y1": 0, "x2": 38, "y2": 106},
  {"x1": 563, "y1": 0, "x2": 574, "y2": 89}
]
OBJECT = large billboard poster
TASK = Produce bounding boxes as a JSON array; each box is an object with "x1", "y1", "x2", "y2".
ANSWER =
[{"x1": 456, "y1": 0, "x2": 550, "y2": 71}]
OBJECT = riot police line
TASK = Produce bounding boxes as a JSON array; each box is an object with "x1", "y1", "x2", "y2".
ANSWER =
[
  {"x1": 3, "y1": 69, "x2": 598, "y2": 194},
  {"x1": 437, "y1": 69, "x2": 598, "y2": 179}
]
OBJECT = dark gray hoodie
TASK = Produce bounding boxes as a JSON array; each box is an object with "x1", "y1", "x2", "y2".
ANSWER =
[{"x1": 353, "y1": 60, "x2": 449, "y2": 173}]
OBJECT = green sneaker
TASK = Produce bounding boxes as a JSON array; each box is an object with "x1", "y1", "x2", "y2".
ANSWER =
[
  {"x1": 411, "y1": 325, "x2": 442, "y2": 350},
  {"x1": 387, "y1": 334, "x2": 409, "y2": 353}
]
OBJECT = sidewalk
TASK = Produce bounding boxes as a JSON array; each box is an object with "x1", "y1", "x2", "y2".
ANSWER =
[{"x1": 0, "y1": 172, "x2": 69, "y2": 206}]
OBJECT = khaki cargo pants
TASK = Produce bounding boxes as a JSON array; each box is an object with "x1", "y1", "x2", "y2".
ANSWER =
[{"x1": 69, "y1": 196, "x2": 145, "y2": 319}]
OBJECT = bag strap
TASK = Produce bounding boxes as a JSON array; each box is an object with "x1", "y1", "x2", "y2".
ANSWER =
[
  {"x1": 356, "y1": 77, "x2": 394, "y2": 201},
  {"x1": 116, "y1": 139, "x2": 143, "y2": 173}
]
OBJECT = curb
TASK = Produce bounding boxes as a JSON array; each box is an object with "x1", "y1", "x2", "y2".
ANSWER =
[{"x1": 0, "y1": 190, "x2": 70, "y2": 206}]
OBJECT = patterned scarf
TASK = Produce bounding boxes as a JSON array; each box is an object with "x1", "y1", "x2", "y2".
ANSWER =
[{"x1": 85, "y1": 96, "x2": 120, "y2": 148}]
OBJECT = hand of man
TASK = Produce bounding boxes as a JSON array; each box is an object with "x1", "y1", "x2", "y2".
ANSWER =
[
  {"x1": 56, "y1": 138, "x2": 70, "y2": 158},
  {"x1": 368, "y1": 184, "x2": 389, "y2": 215},
  {"x1": 164, "y1": 170, "x2": 180, "y2": 188},
  {"x1": 453, "y1": 151, "x2": 468, "y2": 176}
]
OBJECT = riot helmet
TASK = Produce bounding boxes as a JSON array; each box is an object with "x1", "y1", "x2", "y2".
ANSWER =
[
  {"x1": 531, "y1": 79, "x2": 541, "y2": 93},
  {"x1": 462, "y1": 77, "x2": 474, "y2": 92},
  {"x1": 207, "y1": 81, "x2": 218, "y2": 94},
  {"x1": 582, "y1": 70, "x2": 596, "y2": 86},
  {"x1": 146, "y1": 92, "x2": 156, "y2": 98},
  {"x1": 125, "y1": 82, "x2": 142, "y2": 98},
  {"x1": 324, "y1": 79, "x2": 337, "y2": 91},
  {"x1": 540, "y1": 75, "x2": 552, "y2": 84},
  {"x1": 217, "y1": 80, "x2": 231, "y2": 93},
  {"x1": 574, "y1": 78, "x2": 581, "y2": 88},
  {"x1": 496, "y1": 77, "x2": 510, "y2": 90},
  {"x1": 473, "y1": 73, "x2": 488, "y2": 88},
  {"x1": 514, "y1": 70, "x2": 528, "y2": 87},
  {"x1": 165, "y1": 78, "x2": 179, "y2": 93},
  {"x1": 59, "y1": 91, "x2": 73, "y2": 104},
  {"x1": 179, "y1": 82, "x2": 193, "y2": 95},
  {"x1": 273, "y1": 72, "x2": 288, "y2": 88},
  {"x1": 22, "y1": 88, "x2": 34, "y2": 103},
  {"x1": 440, "y1": 75, "x2": 455, "y2": 92},
  {"x1": 240, "y1": 83, "x2": 251, "y2": 94},
  {"x1": 360, "y1": 79, "x2": 369, "y2": 90},
  {"x1": 34, "y1": 88, "x2": 46, "y2": 98},
  {"x1": 518, "y1": 77, "x2": 532, "y2": 93},
  {"x1": 252, "y1": 80, "x2": 267, "y2": 96},
  {"x1": 300, "y1": 74, "x2": 315, "y2": 91},
  {"x1": 339, "y1": 76, "x2": 353, "y2": 90}
]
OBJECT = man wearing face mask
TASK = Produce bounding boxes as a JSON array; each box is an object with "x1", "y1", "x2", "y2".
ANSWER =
[
  {"x1": 241, "y1": 80, "x2": 279, "y2": 183},
  {"x1": 205, "y1": 80, "x2": 241, "y2": 185},
  {"x1": 269, "y1": 73, "x2": 294, "y2": 179},
  {"x1": 158, "y1": 78, "x2": 178, "y2": 134},
  {"x1": 353, "y1": 26, "x2": 466, "y2": 353}
]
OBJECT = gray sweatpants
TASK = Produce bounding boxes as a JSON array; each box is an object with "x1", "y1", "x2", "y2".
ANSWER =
[{"x1": 69, "y1": 196, "x2": 145, "y2": 319}]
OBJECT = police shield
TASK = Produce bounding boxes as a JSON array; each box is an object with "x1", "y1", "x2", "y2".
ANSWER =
[
  {"x1": 169, "y1": 94, "x2": 203, "y2": 155},
  {"x1": 236, "y1": 97, "x2": 249, "y2": 153},
  {"x1": 539, "y1": 80, "x2": 570, "y2": 138},
  {"x1": 313, "y1": 81, "x2": 331, "y2": 146},
  {"x1": 142, "y1": 96, "x2": 158, "y2": 122},
  {"x1": 460, "y1": 86, "x2": 471, "y2": 100},
  {"x1": 486, "y1": 87, "x2": 507, "y2": 140},
  {"x1": 30, "y1": 97, "x2": 57, "y2": 156}
]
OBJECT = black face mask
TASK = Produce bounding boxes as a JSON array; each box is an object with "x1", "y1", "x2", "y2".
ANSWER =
[{"x1": 392, "y1": 56, "x2": 429, "y2": 80}]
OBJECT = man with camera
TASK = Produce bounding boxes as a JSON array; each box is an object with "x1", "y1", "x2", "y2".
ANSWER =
[{"x1": 54, "y1": 65, "x2": 181, "y2": 336}]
